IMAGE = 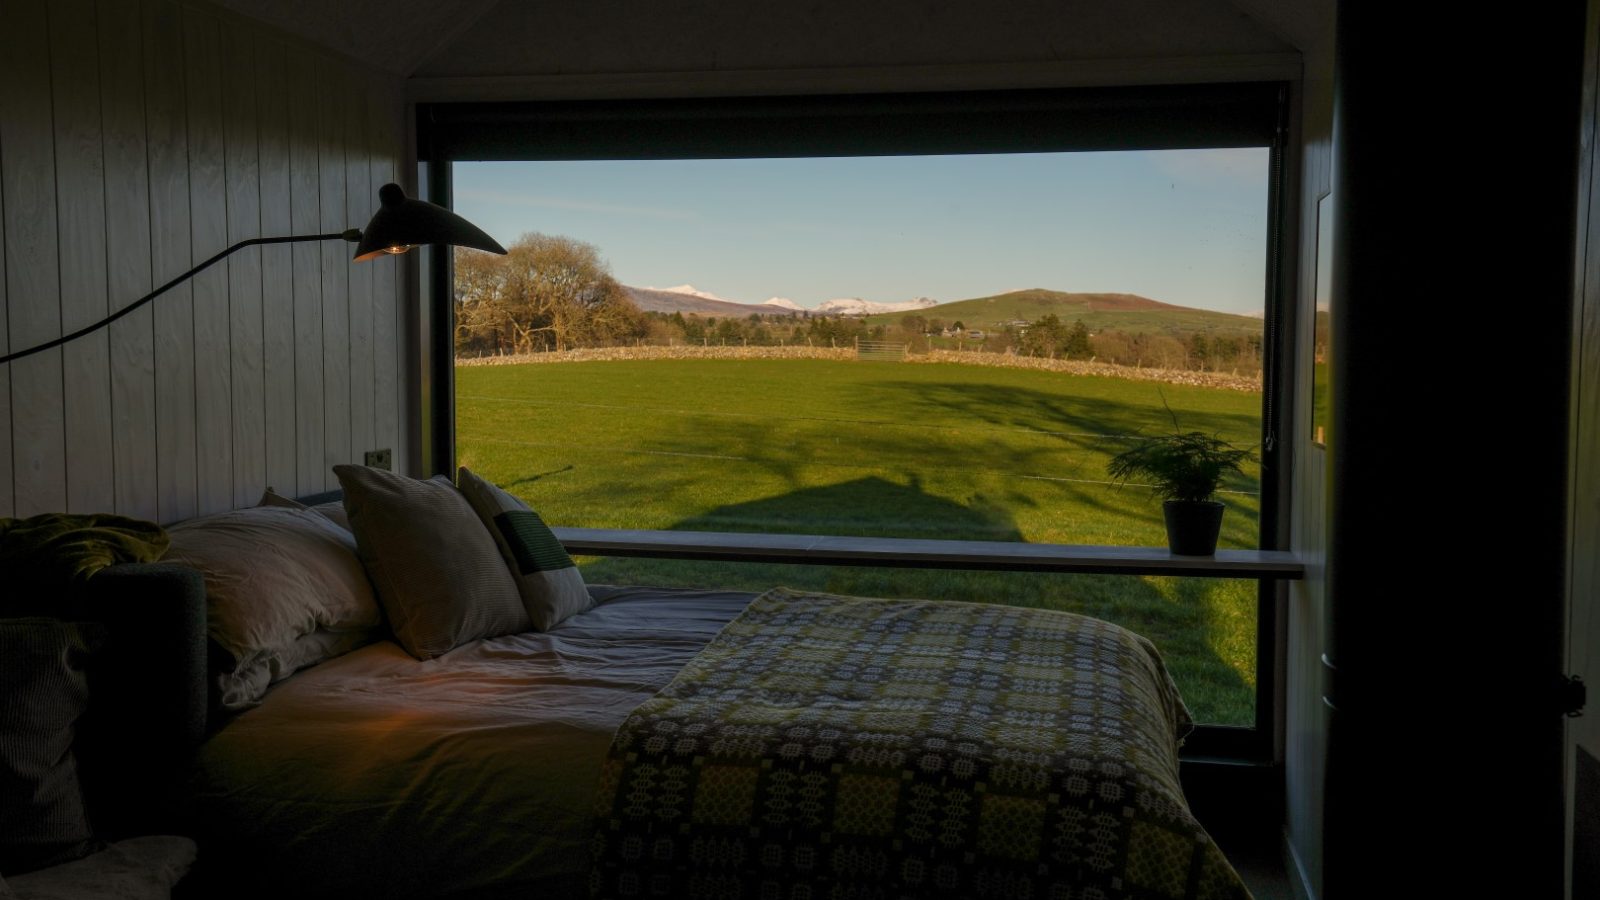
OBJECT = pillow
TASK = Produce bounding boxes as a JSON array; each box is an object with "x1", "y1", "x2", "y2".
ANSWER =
[
  {"x1": 164, "y1": 506, "x2": 381, "y2": 710},
  {"x1": 456, "y1": 467, "x2": 592, "y2": 631},
  {"x1": 0, "y1": 620, "x2": 103, "y2": 875},
  {"x1": 213, "y1": 628, "x2": 379, "y2": 711},
  {"x1": 257, "y1": 487, "x2": 351, "y2": 531},
  {"x1": 334, "y1": 465, "x2": 529, "y2": 660},
  {"x1": 254, "y1": 487, "x2": 301, "y2": 511},
  {"x1": 309, "y1": 500, "x2": 351, "y2": 532}
]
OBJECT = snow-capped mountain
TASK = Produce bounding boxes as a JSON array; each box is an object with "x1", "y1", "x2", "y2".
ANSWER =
[
  {"x1": 814, "y1": 296, "x2": 939, "y2": 316},
  {"x1": 649, "y1": 284, "x2": 732, "y2": 303},
  {"x1": 627, "y1": 284, "x2": 939, "y2": 317}
]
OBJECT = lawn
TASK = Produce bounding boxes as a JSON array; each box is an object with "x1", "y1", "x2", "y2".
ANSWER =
[{"x1": 456, "y1": 357, "x2": 1265, "y2": 725}]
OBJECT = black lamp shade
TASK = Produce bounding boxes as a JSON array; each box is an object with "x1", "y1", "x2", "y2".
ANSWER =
[{"x1": 352, "y1": 183, "x2": 507, "y2": 262}]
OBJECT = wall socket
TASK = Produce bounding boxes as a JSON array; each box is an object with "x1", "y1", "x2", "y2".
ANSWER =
[{"x1": 364, "y1": 448, "x2": 392, "y2": 470}]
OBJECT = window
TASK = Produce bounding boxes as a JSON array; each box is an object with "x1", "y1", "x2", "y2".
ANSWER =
[{"x1": 419, "y1": 85, "x2": 1290, "y2": 755}]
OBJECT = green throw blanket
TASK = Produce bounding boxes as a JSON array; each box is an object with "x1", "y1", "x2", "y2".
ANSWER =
[
  {"x1": 592, "y1": 587, "x2": 1249, "y2": 900},
  {"x1": 0, "y1": 513, "x2": 169, "y2": 613}
]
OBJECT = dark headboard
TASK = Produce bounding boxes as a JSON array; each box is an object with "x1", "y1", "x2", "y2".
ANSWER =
[
  {"x1": 294, "y1": 488, "x2": 343, "y2": 506},
  {"x1": 73, "y1": 562, "x2": 207, "y2": 838}
]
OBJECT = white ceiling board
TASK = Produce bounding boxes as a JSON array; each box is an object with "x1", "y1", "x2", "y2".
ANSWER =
[
  {"x1": 207, "y1": 0, "x2": 504, "y2": 74},
  {"x1": 1224, "y1": 0, "x2": 1334, "y2": 55},
  {"x1": 412, "y1": 0, "x2": 1296, "y2": 79}
]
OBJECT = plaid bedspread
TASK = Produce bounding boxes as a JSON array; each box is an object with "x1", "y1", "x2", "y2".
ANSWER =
[{"x1": 590, "y1": 588, "x2": 1250, "y2": 900}]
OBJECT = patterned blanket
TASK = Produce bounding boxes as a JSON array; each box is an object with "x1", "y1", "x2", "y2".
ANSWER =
[{"x1": 591, "y1": 588, "x2": 1250, "y2": 900}]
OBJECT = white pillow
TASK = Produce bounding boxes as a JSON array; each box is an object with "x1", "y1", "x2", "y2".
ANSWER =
[
  {"x1": 165, "y1": 506, "x2": 381, "y2": 709},
  {"x1": 456, "y1": 467, "x2": 592, "y2": 631}
]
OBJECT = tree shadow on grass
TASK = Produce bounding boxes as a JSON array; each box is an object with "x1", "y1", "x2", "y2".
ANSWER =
[
  {"x1": 865, "y1": 377, "x2": 1262, "y2": 440},
  {"x1": 500, "y1": 464, "x2": 574, "y2": 491}
]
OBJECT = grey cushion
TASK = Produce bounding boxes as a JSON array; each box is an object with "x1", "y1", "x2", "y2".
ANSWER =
[
  {"x1": 0, "y1": 620, "x2": 103, "y2": 875},
  {"x1": 335, "y1": 466, "x2": 530, "y2": 660},
  {"x1": 456, "y1": 468, "x2": 592, "y2": 631}
]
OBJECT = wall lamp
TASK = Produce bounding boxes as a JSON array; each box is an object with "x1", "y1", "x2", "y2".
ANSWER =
[{"x1": 0, "y1": 183, "x2": 505, "y2": 366}]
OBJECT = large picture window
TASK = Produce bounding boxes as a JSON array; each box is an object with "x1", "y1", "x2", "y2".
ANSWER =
[{"x1": 419, "y1": 85, "x2": 1290, "y2": 753}]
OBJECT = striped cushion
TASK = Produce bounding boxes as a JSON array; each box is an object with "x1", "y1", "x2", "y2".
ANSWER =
[
  {"x1": 457, "y1": 468, "x2": 592, "y2": 631},
  {"x1": 335, "y1": 466, "x2": 529, "y2": 660},
  {"x1": 494, "y1": 510, "x2": 575, "y2": 574},
  {"x1": 0, "y1": 619, "x2": 102, "y2": 875}
]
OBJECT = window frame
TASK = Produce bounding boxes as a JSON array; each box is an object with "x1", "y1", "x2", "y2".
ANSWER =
[{"x1": 416, "y1": 84, "x2": 1295, "y2": 762}]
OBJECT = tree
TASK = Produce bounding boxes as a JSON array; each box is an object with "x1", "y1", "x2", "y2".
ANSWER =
[
  {"x1": 712, "y1": 318, "x2": 742, "y2": 345},
  {"x1": 1188, "y1": 333, "x2": 1212, "y2": 371},
  {"x1": 453, "y1": 233, "x2": 646, "y2": 354},
  {"x1": 1020, "y1": 314, "x2": 1067, "y2": 357},
  {"x1": 454, "y1": 248, "x2": 519, "y2": 355},
  {"x1": 1063, "y1": 319, "x2": 1092, "y2": 359}
]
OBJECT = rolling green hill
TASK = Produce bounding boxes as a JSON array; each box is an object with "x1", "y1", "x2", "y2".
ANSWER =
[{"x1": 865, "y1": 289, "x2": 1264, "y2": 336}]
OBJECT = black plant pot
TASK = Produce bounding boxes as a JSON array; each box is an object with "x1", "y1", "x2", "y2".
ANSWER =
[{"x1": 1162, "y1": 500, "x2": 1225, "y2": 556}]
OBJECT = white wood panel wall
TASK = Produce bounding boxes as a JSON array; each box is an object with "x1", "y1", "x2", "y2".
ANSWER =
[
  {"x1": 0, "y1": 0, "x2": 409, "y2": 524},
  {"x1": 1284, "y1": 31, "x2": 1334, "y2": 900}
]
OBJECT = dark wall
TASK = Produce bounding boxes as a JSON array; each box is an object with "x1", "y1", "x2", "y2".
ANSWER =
[{"x1": 1324, "y1": 6, "x2": 1583, "y2": 896}]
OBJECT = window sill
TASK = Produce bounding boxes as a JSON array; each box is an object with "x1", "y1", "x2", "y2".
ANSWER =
[{"x1": 553, "y1": 528, "x2": 1304, "y2": 580}]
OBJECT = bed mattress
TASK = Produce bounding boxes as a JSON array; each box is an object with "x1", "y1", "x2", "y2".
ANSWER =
[{"x1": 189, "y1": 585, "x2": 758, "y2": 898}]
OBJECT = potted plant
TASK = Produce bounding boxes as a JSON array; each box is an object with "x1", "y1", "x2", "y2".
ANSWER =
[{"x1": 1106, "y1": 431, "x2": 1255, "y2": 556}]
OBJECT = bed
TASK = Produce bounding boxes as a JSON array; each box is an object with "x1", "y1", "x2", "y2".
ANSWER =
[
  {"x1": 88, "y1": 471, "x2": 1249, "y2": 899},
  {"x1": 172, "y1": 580, "x2": 1247, "y2": 900}
]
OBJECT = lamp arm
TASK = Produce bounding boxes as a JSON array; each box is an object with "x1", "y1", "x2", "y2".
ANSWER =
[{"x1": 0, "y1": 229, "x2": 360, "y2": 366}]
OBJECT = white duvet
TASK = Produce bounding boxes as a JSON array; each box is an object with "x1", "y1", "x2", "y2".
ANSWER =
[{"x1": 190, "y1": 586, "x2": 755, "y2": 899}]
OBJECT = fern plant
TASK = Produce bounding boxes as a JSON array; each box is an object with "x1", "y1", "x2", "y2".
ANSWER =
[{"x1": 1106, "y1": 431, "x2": 1255, "y2": 503}]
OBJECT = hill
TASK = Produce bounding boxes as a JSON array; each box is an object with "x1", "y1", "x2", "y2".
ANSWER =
[
  {"x1": 864, "y1": 289, "x2": 1263, "y2": 336},
  {"x1": 624, "y1": 285, "x2": 803, "y2": 318}
]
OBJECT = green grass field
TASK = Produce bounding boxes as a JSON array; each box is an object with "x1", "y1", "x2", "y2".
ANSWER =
[{"x1": 456, "y1": 358, "x2": 1265, "y2": 725}]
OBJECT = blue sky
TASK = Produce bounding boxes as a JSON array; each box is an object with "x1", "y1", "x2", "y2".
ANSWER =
[{"x1": 453, "y1": 148, "x2": 1269, "y2": 314}]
